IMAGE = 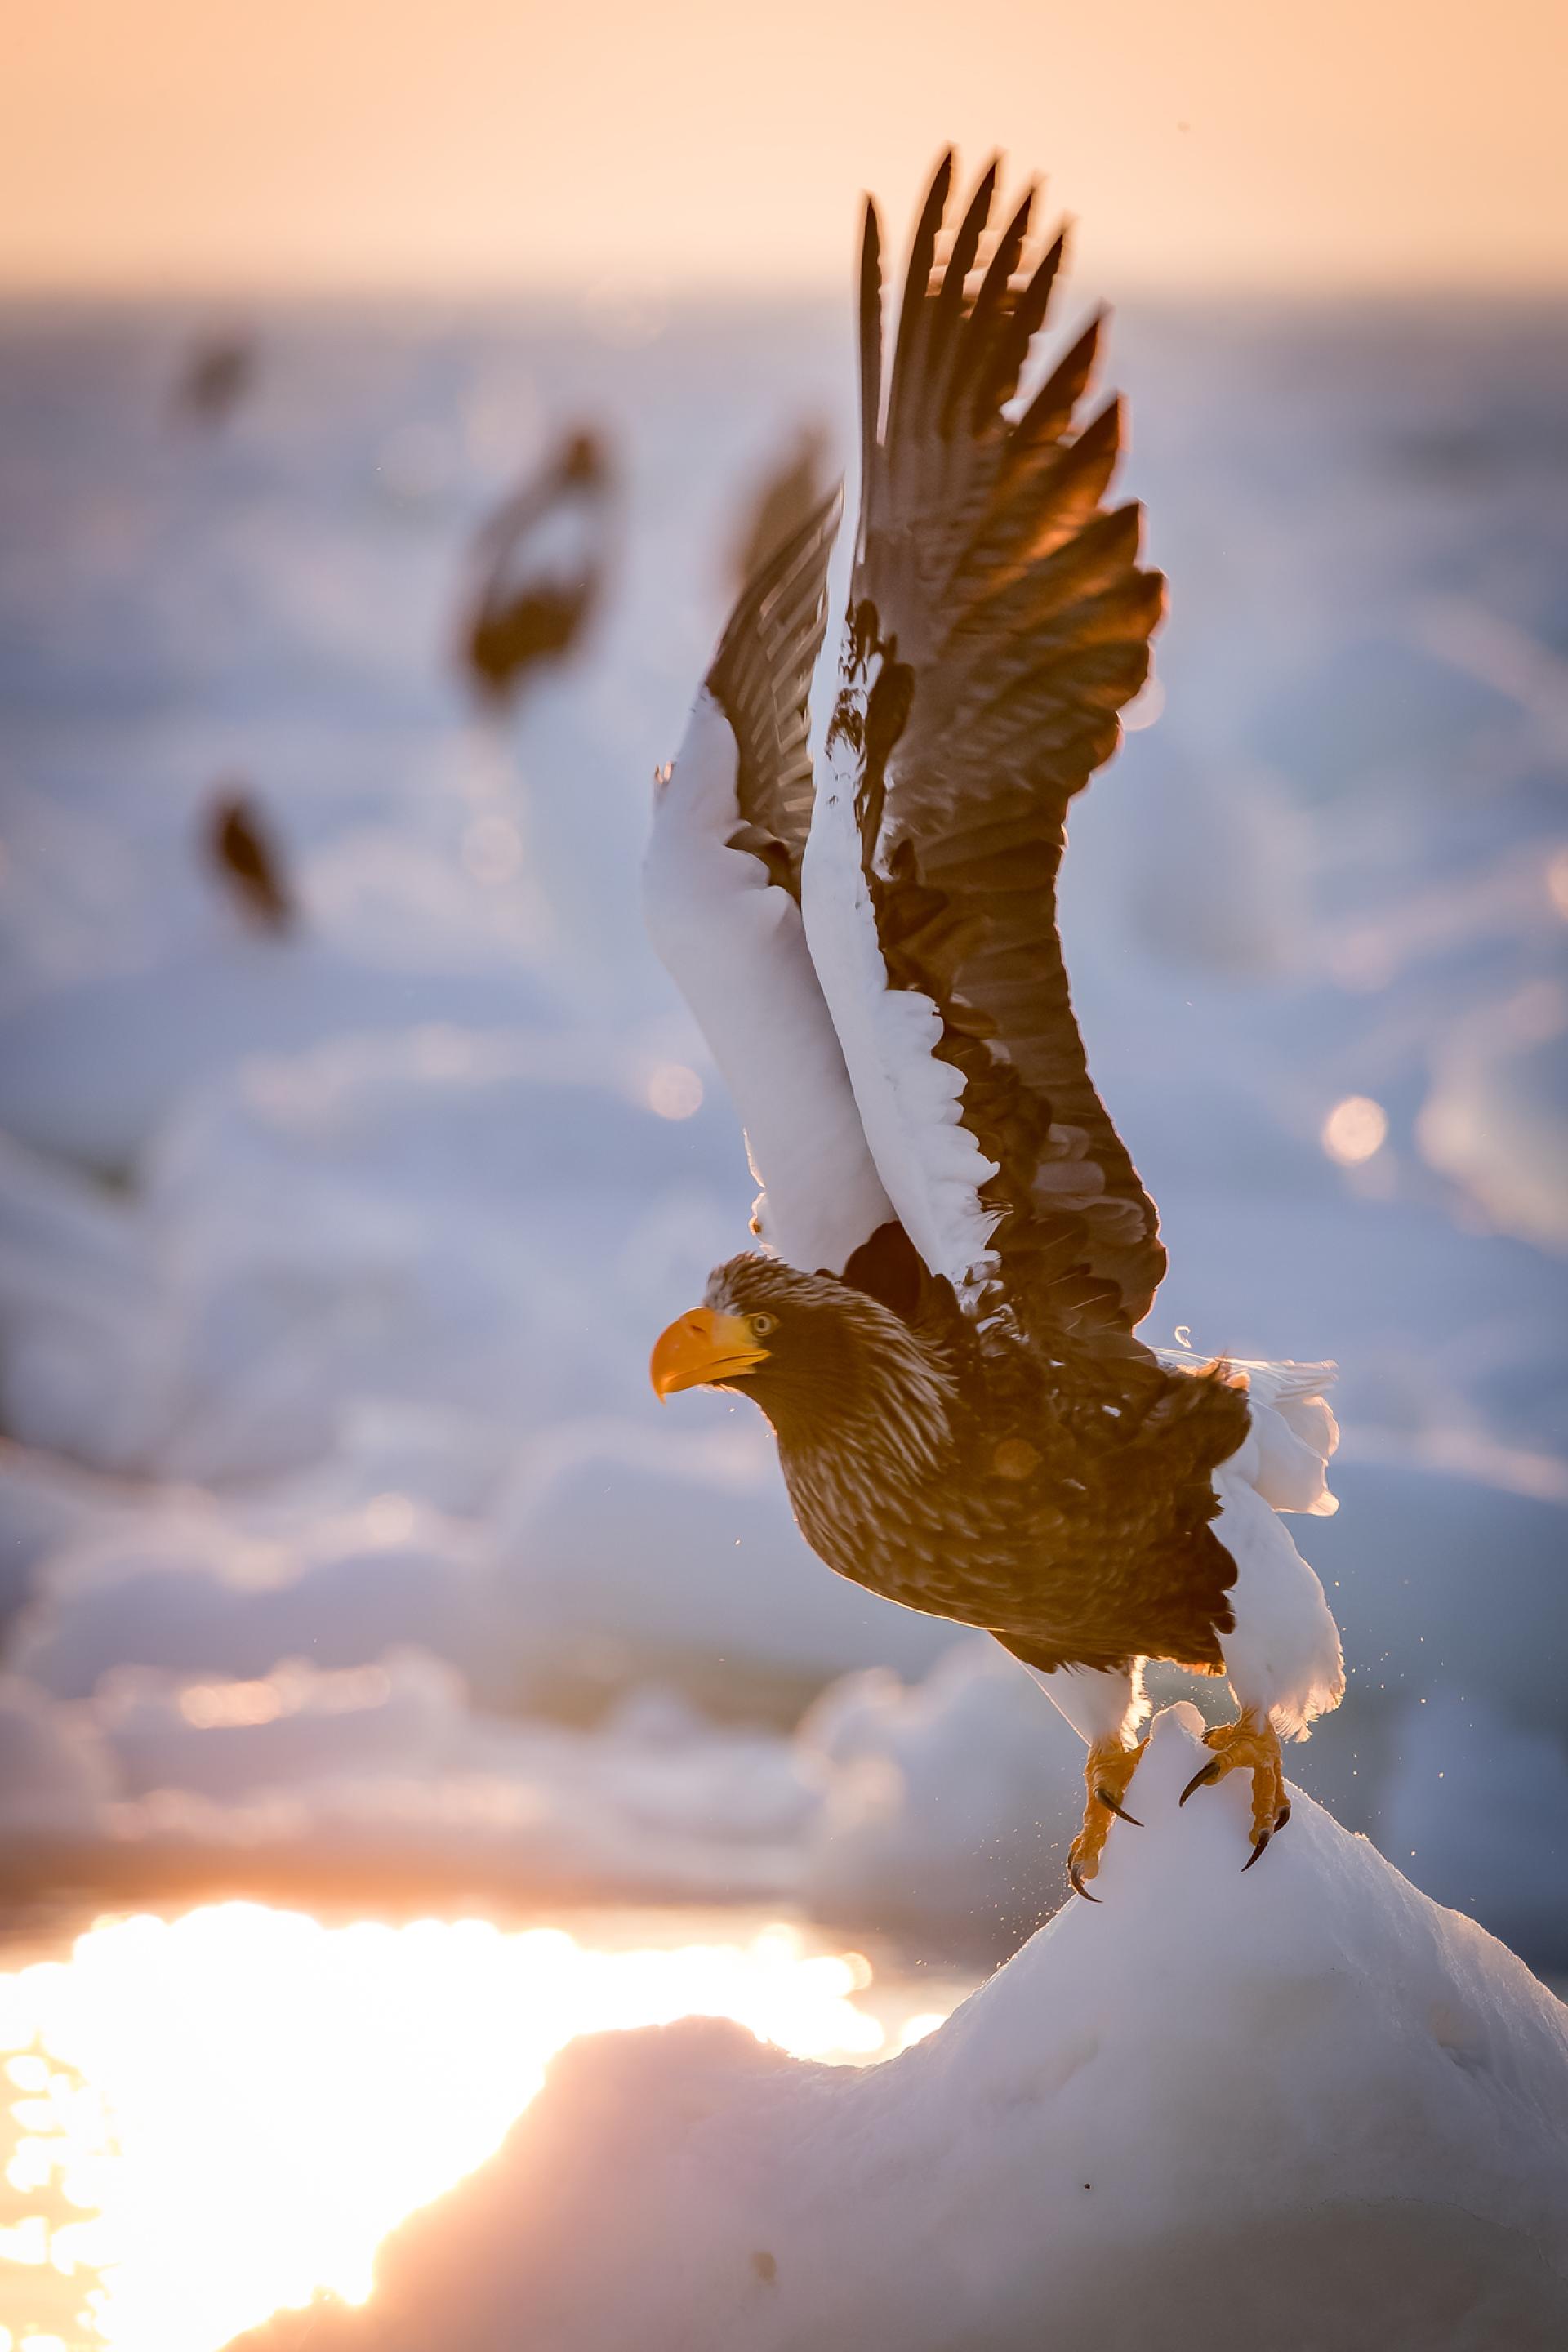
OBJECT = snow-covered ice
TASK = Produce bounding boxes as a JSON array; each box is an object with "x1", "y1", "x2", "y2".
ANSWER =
[{"x1": 231, "y1": 1708, "x2": 1568, "y2": 2352}]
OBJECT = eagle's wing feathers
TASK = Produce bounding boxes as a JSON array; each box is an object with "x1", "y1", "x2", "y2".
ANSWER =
[
  {"x1": 802, "y1": 154, "x2": 1167, "y2": 1335},
  {"x1": 644, "y1": 484, "x2": 896, "y2": 1276},
  {"x1": 706, "y1": 486, "x2": 843, "y2": 899}
]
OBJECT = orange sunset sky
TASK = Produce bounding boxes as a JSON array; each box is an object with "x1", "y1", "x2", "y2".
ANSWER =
[{"x1": 3, "y1": 0, "x2": 1566, "y2": 294}]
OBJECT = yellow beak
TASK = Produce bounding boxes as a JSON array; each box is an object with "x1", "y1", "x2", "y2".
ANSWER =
[{"x1": 650, "y1": 1307, "x2": 770, "y2": 1398}]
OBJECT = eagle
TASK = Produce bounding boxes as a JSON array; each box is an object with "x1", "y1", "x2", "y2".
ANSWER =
[
  {"x1": 644, "y1": 154, "x2": 1344, "y2": 1897},
  {"x1": 459, "y1": 430, "x2": 612, "y2": 707},
  {"x1": 206, "y1": 786, "x2": 292, "y2": 933}
]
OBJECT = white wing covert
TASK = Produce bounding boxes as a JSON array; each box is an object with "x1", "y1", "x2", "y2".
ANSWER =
[{"x1": 643, "y1": 494, "x2": 895, "y2": 1276}]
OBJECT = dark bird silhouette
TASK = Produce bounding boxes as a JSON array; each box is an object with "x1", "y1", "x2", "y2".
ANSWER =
[
  {"x1": 205, "y1": 790, "x2": 292, "y2": 933},
  {"x1": 173, "y1": 332, "x2": 256, "y2": 427},
  {"x1": 728, "y1": 424, "x2": 834, "y2": 596},
  {"x1": 645, "y1": 155, "x2": 1344, "y2": 1902},
  {"x1": 459, "y1": 430, "x2": 613, "y2": 706}
]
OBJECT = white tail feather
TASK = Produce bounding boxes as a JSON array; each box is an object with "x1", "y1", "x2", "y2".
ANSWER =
[{"x1": 1154, "y1": 1347, "x2": 1339, "y2": 1517}]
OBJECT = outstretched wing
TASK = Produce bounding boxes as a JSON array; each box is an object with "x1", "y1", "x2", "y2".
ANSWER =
[
  {"x1": 706, "y1": 487, "x2": 843, "y2": 899},
  {"x1": 644, "y1": 488, "x2": 896, "y2": 1276},
  {"x1": 801, "y1": 153, "x2": 1167, "y2": 1336}
]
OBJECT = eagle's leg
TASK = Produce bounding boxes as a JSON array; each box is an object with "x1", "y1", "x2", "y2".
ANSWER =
[
  {"x1": 1004, "y1": 1657, "x2": 1151, "y2": 1902},
  {"x1": 1178, "y1": 1709, "x2": 1290, "y2": 1865},
  {"x1": 1067, "y1": 1737, "x2": 1148, "y2": 1901}
]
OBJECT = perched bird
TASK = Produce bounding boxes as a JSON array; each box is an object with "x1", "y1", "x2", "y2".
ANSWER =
[
  {"x1": 645, "y1": 154, "x2": 1344, "y2": 1897},
  {"x1": 204, "y1": 788, "x2": 292, "y2": 933},
  {"x1": 458, "y1": 430, "x2": 612, "y2": 706}
]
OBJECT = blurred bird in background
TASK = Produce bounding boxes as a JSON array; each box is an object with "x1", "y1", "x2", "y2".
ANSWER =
[
  {"x1": 204, "y1": 786, "x2": 292, "y2": 933},
  {"x1": 457, "y1": 428, "x2": 614, "y2": 708},
  {"x1": 172, "y1": 330, "x2": 256, "y2": 427}
]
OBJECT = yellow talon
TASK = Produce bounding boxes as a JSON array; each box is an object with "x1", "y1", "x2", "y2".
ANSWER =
[
  {"x1": 1067, "y1": 1736, "x2": 1147, "y2": 1900},
  {"x1": 1178, "y1": 1709, "x2": 1289, "y2": 1863}
]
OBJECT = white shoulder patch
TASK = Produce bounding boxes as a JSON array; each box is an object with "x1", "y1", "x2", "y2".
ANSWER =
[{"x1": 801, "y1": 776, "x2": 1000, "y2": 1294}]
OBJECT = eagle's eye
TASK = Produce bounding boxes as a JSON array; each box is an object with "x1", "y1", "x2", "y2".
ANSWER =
[{"x1": 749, "y1": 1312, "x2": 777, "y2": 1339}]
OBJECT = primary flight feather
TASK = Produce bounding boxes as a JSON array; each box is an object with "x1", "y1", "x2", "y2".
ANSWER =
[{"x1": 645, "y1": 154, "x2": 1343, "y2": 1895}]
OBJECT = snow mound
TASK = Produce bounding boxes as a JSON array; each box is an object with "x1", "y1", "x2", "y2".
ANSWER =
[{"x1": 254, "y1": 1706, "x2": 1568, "y2": 2352}]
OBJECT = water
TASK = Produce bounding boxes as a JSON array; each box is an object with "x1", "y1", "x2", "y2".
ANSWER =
[{"x1": 0, "y1": 1896, "x2": 978, "y2": 2352}]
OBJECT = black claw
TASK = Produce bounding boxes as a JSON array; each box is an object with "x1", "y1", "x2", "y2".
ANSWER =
[
  {"x1": 1241, "y1": 1829, "x2": 1272, "y2": 1872},
  {"x1": 1274, "y1": 1800, "x2": 1292, "y2": 1833},
  {"x1": 1094, "y1": 1788, "x2": 1143, "y2": 1827},
  {"x1": 1179, "y1": 1757, "x2": 1223, "y2": 1807},
  {"x1": 1068, "y1": 1863, "x2": 1102, "y2": 1903}
]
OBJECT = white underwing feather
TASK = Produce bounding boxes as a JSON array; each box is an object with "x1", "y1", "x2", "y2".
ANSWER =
[{"x1": 643, "y1": 693, "x2": 893, "y2": 1275}]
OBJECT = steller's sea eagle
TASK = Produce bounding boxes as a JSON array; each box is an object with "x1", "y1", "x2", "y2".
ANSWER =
[
  {"x1": 645, "y1": 154, "x2": 1344, "y2": 1896},
  {"x1": 206, "y1": 786, "x2": 292, "y2": 933},
  {"x1": 460, "y1": 430, "x2": 613, "y2": 707}
]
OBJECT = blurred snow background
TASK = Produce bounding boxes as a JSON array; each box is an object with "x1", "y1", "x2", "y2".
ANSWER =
[{"x1": 0, "y1": 292, "x2": 1563, "y2": 1965}]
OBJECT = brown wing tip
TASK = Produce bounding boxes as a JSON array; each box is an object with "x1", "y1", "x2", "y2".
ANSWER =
[
  {"x1": 1007, "y1": 181, "x2": 1040, "y2": 257},
  {"x1": 1080, "y1": 390, "x2": 1123, "y2": 448}
]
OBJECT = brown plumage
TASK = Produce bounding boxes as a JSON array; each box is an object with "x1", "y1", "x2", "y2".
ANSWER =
[
  {"x1": 649, "y1": 154, "x2": 1344, "y2": 1886},
  {"x1": 655, "y1": 152, "x2": 1218, "y2": 1670},
  {"x1": 830, "y1": 152, "x2": 1168, "y2": 1330},
  {"x1": 727, "y1": 424, "x2": 834, "y2": 596},
  {"x1": 706, "y1": 485, "x2": 842, "y2": 898},
  {"x1": 693, "y1": 1246, "x2": 1247, "y2": 1682}
]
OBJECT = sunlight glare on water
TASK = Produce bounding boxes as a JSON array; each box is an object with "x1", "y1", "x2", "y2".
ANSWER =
[{"x1": 0, "y1": 1904, "x2": 943, "y2": 2352}]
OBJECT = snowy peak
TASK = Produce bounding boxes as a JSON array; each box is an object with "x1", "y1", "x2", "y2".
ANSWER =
[
  {"x1": 259, "y1": 1704, "x2": 1568, "y2": 2352},
  {"x1": 951, "y1": 1704, "x2": 1566, "y2": 2137}
]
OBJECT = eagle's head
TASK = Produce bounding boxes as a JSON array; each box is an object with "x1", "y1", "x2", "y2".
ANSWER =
[{"x1": 649, "y1": 1253, "x2": 956, "y2": 1468}]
